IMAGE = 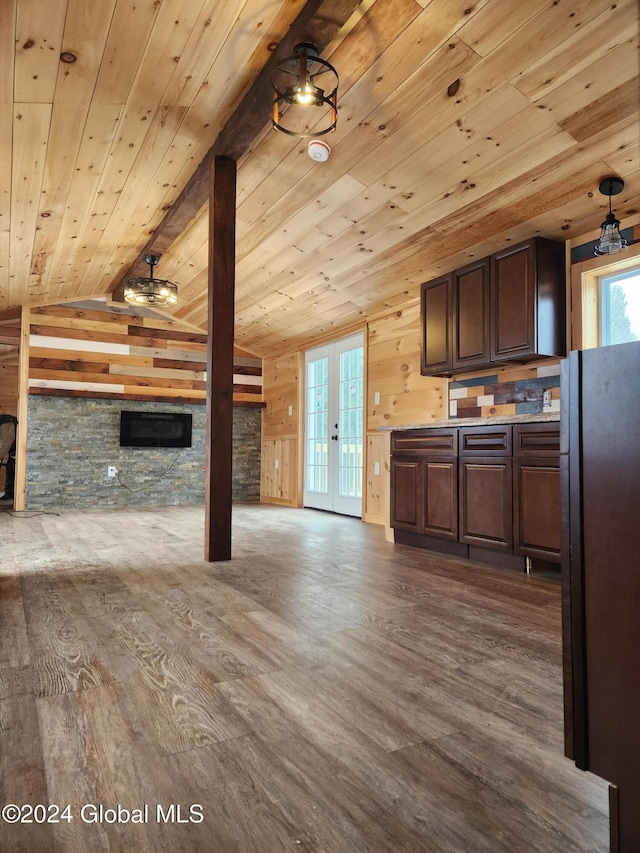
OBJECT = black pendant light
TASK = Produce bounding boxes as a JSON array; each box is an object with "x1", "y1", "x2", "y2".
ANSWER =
[
  {"x1": 124, "y1": 254, "x2": 178, "y2": 307},
  {"x1": 271, "y1": 42, "x2": 338, "y2": 138},
  {"x1": 594, "y1": 177, "x2": 628, "y2": 256}
]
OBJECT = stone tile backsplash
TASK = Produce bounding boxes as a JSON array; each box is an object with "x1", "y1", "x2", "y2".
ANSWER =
[{"x1": 448, "y1": 363, "x2": 561, "y2": 419}]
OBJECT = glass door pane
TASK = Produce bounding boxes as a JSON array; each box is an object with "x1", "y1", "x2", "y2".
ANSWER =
[
  {"x1": 338, "y1": 346, "x2": 363, "y2": 500},
  {"x1": 305, "y1": 355, "x2": 329, "y2": 496}
]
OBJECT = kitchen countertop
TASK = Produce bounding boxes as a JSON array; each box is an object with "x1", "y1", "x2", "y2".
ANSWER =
[{"x1": 377, "y1": 412, "x2": 560, "y2": 431}]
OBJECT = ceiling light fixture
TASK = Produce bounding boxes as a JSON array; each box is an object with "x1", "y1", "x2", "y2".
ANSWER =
[
  {"x1": 124, "y1": 254, "x2": 178, "y2": 307},
  {"x1": 594, "y1": 176, "x2": 628, "y2": 256},
  {"x1": 271, "y1": 42, "x2": 338, "y2": 138}
]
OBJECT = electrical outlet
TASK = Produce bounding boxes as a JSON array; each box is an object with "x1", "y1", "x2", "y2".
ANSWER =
[
  {"x1": 543, "y1": 389, "x2": 552, "y2": 409},
  {"x1": 107, "y1": 465, "x2": 117, "y2": 478}
]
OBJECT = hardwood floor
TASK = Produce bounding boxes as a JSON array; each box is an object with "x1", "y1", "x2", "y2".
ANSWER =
[{"x1": 0, "y1": 505, "x2": 607, "y2": 852}]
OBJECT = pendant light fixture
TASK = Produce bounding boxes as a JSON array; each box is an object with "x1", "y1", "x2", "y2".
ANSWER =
[
  {"x1": 594, "y1": 177, "x2": 628, "y2": 256},
  {"x1": 271, "y1": 42, "x2": 338, "y2": 138},
  {"x1": 124, "y1": 254, "x2": 178, "y2": 307}
]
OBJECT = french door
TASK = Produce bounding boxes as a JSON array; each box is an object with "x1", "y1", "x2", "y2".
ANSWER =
[{"x1": 304, "y1": 333, "x2": 364, "y2": 517}]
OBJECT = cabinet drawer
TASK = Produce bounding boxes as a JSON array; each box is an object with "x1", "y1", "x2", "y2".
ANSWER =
[
  {"x1": 392, "y1": 429, "x2": 457, "y2": 456},
  {"x1": 514, "y1": 423, "x2": 560, "y2": 456},
  {"x1": 459, "y1": 425, "x2": 512, "y2": 456}
]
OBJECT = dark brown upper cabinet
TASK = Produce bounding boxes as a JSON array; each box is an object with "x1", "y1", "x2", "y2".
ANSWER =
[
  {"x1": 491, "y1": 237, "x2": 566, "y2": 363},
  {"x1": 453, "y1": 257, "x2": 491, "y2": 371},
  {"x1": 421, "y1": 237, "x2": 566, "y2": 376},
  {"x1": 420, "y1": 274, "x2": 452, "y2": 374}
]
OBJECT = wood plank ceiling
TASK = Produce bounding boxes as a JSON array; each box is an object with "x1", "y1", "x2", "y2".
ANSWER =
[{"x1": 2, "y1": 0, "x2": 639, "y2": 357}]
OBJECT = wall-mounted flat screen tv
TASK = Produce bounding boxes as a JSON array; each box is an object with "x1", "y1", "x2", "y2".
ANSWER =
[{"x1": 119, "y1": 411, "x2": 192, "y2": 448}]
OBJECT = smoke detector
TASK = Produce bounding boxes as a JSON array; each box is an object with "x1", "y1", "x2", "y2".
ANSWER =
[{"x1": 307, "y1": 139, "x2": 331, "y2": 162}]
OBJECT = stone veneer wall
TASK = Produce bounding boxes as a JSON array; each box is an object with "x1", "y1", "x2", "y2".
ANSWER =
[{"x1": 25, "y1": 396, "x2": 261, "y2": 509}]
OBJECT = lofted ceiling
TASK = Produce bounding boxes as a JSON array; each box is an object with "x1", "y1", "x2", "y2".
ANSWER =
[{"x1": 2, "y1": 0, "x2": 639, "y2": 357}]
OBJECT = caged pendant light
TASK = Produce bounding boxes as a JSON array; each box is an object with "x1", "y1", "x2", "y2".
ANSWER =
[
  {"x1": 124, "y1": 254, "x2": 178, "y2": 307},
  {"x1": 271, "y1": 42, "x2": 338, "y2": 138},
  {"x1": 594, "y1": 177, "x2": 628, "y2": 256}
]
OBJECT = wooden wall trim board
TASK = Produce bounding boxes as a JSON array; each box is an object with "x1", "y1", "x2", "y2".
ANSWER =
[
  {"x1": 0, "y1": 308, "x2": 23, "y2": 323},
  {"x1": 15, "y1": 306, "x2": 30, "y2": 511},
  {"x1": 27, "y1": 387, "x2": 264, "y2": 407}
]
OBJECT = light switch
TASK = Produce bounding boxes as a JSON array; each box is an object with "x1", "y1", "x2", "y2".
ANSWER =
[
  {"x1": 274, "y1": 459, "x2": 279, "y2": 469},
  {"x1": 288, "y1": 405, "x2": 293, "y2": 416},
  {"x1": 374, "y1": 461, "x2": 380, "y2": 476},
  {"x1": 374, "y1": 391, "x2": 381, "y2": 406}
]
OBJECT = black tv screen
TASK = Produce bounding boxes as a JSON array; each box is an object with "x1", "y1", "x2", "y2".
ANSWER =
[{"x1": 119, "y1": 411, "x2": 192, "y2": 448}]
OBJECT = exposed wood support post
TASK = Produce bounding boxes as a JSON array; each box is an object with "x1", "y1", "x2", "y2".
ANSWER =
[
  {"x1": 205, "y1": 156, "x2": 237, "y2": 562},
  {"x1": 15, "y1": 306, "x2": 30, "y2": 511}
]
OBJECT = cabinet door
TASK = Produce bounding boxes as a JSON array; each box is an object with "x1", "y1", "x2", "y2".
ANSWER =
[
  {"x1": 422, "y1": 458, "x2": 458, "y2": 541},
  {"x1": 491, "y1": 240, "x2": 535, "y2": 361},
  {"x1": 390, "y1": 457, "x2": 422, "y2": 532},
  {"x1": 514, "y1": 457, "x2": 561, "y2": 562},
  {"x1": 453, "y1": 257, "x2": 491, "y2": 370},
  {"x1": 421, "y1": 275, "x2": 452, "y2": 375},
  {"x1": 459, "y1": 457, "x2": 513, "y2": 551}
]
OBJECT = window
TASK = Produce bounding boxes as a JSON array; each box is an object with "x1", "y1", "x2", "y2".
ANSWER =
[
  {"x1": 600, "y1": 268, "x2": 640, "y2": 346},
  {"x1": 572, "y1": 244, "x2": 640, "y2": 350}
]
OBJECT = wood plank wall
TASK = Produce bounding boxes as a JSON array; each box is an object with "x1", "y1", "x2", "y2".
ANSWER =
[
  {"x1": 260, "y1": 304, "x2": 446, "y2": 519},
  {"x1": 26, "y1": 305, "x2": 263, "y2": 406},
  {"x1": 366, "y1": 301, "x2": 446, "y2": 527},
  {"x1": 367, "y1": 301, "x2": 446, "y2": 429},
  {"x1": 261, "y1": 353, "x2": 300, "y2": 506}
]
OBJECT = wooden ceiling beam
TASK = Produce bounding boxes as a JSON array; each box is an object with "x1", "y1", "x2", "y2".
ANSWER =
[{"x1": 111, "y1": 0, "x2": 363, "y2": 302}]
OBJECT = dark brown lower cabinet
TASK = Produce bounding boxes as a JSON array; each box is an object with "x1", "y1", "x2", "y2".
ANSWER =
[
  {"x1": 390, "y1": 457, "x2": 421, "y2": 533},
  {"x1": 422, "y1": 458, "x2": 458, "y2": 540},
  {"x1": 459, "y1": 457, "x2": 513, "y2": 552},
  {"x1": 513, "y1": 457, "x2": 561, "y2": 562},
  {"x1": 513, "y1": 422, "x2": 561, "y2": 563},
  {"x1": 391, "y1": 422, "x2": 561, "y2": 571}
]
